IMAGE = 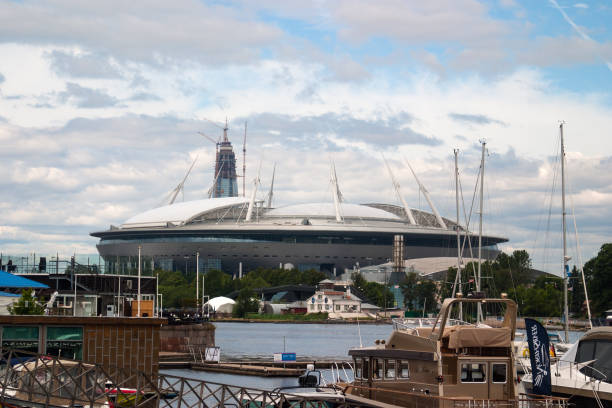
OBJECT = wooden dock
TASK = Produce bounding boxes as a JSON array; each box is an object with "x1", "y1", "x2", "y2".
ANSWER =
[
  {"x1": 190, "y1": 362, "x2": 304, "y2": 377},
  {"x1": 159, "y1": 352, "x2": 351, "y2": 376}
]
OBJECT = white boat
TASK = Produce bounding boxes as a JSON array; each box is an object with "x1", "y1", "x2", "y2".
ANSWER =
[
  {"x1": 514, "y1": 331, "x2": 572, "y2": 374},
  {"x1": 522, "y1": 327, "x2": 612, "y2": 407},
  {"x1": 522, "y1": 124, "x2": 607, "y2": 407}
]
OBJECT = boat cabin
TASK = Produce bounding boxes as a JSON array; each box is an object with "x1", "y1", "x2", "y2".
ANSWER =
[{"x1": 348, "y1": 297, "x2": 518, "y2": 407}]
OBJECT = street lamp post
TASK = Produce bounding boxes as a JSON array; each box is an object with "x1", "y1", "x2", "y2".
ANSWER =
[
  {"x1": 137, "y1": 245, "x2": 142, "y2": 317},
  {"x1": 196, "y1": 252, "x2": 200, "y2": 314}
]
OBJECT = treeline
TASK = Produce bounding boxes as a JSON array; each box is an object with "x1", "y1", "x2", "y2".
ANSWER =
[
  {"x1": 402, "y1": 244, "x2": 612, "y2": 318},
  {"x1": 158, "y1": 267, "x2": 327, "y2": 308}
]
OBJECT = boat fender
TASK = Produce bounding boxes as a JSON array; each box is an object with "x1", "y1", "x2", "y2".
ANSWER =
[{"x1": 522, "y1": 348, "x2": 529, "y2": 358}]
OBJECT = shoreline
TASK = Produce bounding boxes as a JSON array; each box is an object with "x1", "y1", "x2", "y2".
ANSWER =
[{"x1": 211, "y1": 318, "x2": 393, "y2": 325}]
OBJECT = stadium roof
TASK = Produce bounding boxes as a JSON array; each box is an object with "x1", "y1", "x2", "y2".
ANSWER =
[
  {"x1": 0, "y1": 270, "x2": 49, "y2": 289},
  {"x1": 122, "y1": 196, "x2": 250, "y2": 228},
  {"x1": 266, "y1": 202, "x2": 401, "y2": 220}
]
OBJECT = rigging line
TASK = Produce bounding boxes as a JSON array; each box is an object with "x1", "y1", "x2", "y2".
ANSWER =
[
  {"x1": 505, "y1": 253, "x2": 523, "y2": 316},
  {"x1": 536, "y1": 136, "x2": 561, "y2": 272},
  {"x1": 566, "y1": 161, "x2": 593, "y2": 328},
  {"x1": 544, "y1": 145, "x2": 561, "y2": 273},
  {"x1": 466, "y1": 162, "x2": 482, "y2": 285},
  {"x1": 458, "y1": 173, "x2": 475, "y2": 261}
]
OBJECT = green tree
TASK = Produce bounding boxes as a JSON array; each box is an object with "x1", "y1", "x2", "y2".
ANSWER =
[
  {"x1": 350, "y1": 272, "x2": 394, "y2": 308},
  {"x1": 8, "y1": 289, "x2": 45, "y2": 315},
  {"x1": 584, "y1": 243, "x2": 612, "y2": 316},
  {"x1": 400, "y1": 273, "x2": 437, "y2": 314},
  {"x1": 232, "y1": 288, "x2": 260, "y2": 317}
]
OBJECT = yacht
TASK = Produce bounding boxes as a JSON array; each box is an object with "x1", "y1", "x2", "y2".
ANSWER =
[
  {"x1": 522, "y1": 326, "x2": 612, "y2": 407},
  {"x1": 342, "y1": 295, "x2": 570, "y2": 407}
]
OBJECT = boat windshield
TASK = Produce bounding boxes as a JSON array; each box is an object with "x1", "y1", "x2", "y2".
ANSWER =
[
  {"x1": 548, "y1": 333, "x2": 562, "y2": 344},
  {"x1": 576, "y1": 339, "x2": 612, "y2": 383}
]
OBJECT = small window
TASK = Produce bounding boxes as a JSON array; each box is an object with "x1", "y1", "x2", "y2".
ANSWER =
[
  {"x1": 372, "y1": 358, "x2": 384, "y2": 380},
  {"x1": 398, "y1": 360, "x2": 410, "y2": 378},
  {"x1": 492, "y1": 363, "x2": 507, "y2": 383},
  {"x1": 461, "y1": 363, "x2": 486, "y2": 383},
  {"x1": 318, "y1": 304, "x2": 322, "y2": 311},
  {"x1": 362, "y1": 358, "x2": 370, "y2": 379},
  {"x1": 385, "y1": 360, "x2": 396, "y2": 379},
  {"x1": 325, "y1": 305, "x2": 330, "y2": 310},
  {"x1": 355, "y1": 359, "x2": 363, "y2": 379},
  {"x1": 335, "y1": 305, "x2": 340, "y2": 311}
]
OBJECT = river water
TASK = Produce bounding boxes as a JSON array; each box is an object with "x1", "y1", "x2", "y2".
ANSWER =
[{"x1": 162, "y1": 322, "x2": 586, "y2": 390}]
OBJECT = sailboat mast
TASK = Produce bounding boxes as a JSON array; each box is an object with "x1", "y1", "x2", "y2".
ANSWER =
[
  {"x1": 477, "y1": 140, "x2": 485, "y2": 322},
  {"x1": 560, "y1": 123, "x2": 570, "y2": 343},
  {"x1": 453, "y1": 149, "x2": 463, "y2": 320}
]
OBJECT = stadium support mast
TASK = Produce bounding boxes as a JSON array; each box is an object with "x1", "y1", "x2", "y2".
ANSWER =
[
  {"x1": 404, "y1": 159, "x2": 447, "y2": 229},
  {"x1": 383, "y1": 155, "x2": 417, "y2": 225},
  {"x1": 267, "y1": 163, "x2": 276, "y2": 208},
  {"x1": 330, "y1": 161, "x2": 343, "y2": 222},
  {"x1": 245, "y1": 162, "x2": 261, "y2": 222},
  {"x1": 167, "y1": 156, "x2": 198, "y2": 205}
]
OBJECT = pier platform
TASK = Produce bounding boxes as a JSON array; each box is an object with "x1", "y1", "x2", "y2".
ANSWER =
[{"x1": 159, "y1": 352, "x2": 351, "y2": 376}]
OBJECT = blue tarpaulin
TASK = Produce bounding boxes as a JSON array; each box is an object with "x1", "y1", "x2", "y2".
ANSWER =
[{"x1": 0, "y1": 270, "x2": 48, "y2": 289}]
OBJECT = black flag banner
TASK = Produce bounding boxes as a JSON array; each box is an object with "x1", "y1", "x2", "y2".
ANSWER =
[{"x1": 525, "y1": 318, "x2": 552, "y2": 395}]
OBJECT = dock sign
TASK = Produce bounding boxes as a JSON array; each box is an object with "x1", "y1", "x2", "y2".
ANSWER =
[{"x1": 274, "y1": 352, "x2": 296, "y2": 362}]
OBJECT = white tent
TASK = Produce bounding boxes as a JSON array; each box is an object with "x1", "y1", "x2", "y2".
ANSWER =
[{"x1": 205, "y1": 296, "x2": 236, "y2": 314}]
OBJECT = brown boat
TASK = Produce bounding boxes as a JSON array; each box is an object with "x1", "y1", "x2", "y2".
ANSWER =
[{"x1": 344, "y1": 296, "x2": 571, "y2": 407}]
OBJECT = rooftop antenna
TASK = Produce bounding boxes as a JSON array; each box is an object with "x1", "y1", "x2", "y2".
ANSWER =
[
  {"x1": 404, "y1": 158, "x2": 447, "y2": 229},
  {"x1": 223, "y1": 117, "x2": 229, "y2": 142},
  {"x1": 330, "y1": 160, "x2": 343, "y2": 222},
  {"x1": 267, "y1": 162, "x2": 276, "y2": 208},
  {"x1": 382, "y1": 154, "x2": 417, "y2": 225},
  {"x1": 243, "y1": 121, "x2": 247, "y2": 197},
  {"x1": 165, "y1": 155, "x2": 198, "y2": 205},
  {"x1": 245, "y1": 161, "x2": 261, "y2": 222}
]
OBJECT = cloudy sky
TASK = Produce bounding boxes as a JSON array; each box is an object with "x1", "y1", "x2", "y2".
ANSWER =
[{"x1": 1, "y1": 0, "x2": 611, "y2": 274}]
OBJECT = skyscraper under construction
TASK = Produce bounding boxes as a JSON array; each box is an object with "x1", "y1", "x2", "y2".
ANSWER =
[{"x1": 212, "y1": 127, "x2": 239, "y2": 198}]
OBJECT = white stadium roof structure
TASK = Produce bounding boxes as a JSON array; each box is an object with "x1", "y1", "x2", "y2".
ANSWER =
[
  {"x1": 93, "y1": 196, "x2": 507, "y2": 275},
  {"x1": 121, "y1": 196, "x2": 250, "y2": 228},
  {"x1": 266, "y1": 202, "x2": 401, "y2": 221}
]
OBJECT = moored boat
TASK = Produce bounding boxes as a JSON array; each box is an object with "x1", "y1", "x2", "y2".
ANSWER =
[
  {"x1": 522, "y1": 326, "x2": 612, "y2": 407},
  {"x1": 344, "y1": 296, "x2": 570, "y2": 407}
]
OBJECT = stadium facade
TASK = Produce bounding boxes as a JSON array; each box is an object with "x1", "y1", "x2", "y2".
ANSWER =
[
  {"x1": 90, "y1": 130, "x2": 507, "y2": 275},
  {"x1": 91, "y1": 197, "x2": 506, "y2": 275}
]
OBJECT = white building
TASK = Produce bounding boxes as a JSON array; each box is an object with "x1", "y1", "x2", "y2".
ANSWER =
[{"x1": 306, "y1": 279, "x2": 365, "y2": 318}]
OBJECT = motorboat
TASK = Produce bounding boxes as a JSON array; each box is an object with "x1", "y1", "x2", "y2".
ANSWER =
[
  {"x1": 343, "y1": 295, "x2": 570, "y2": 407},
  {"x1": 514, "y1": 331, "x2": 573, "y2": 374},
  {"x1": 522, "y1": 326, "x2": 612, "y2": 407}
]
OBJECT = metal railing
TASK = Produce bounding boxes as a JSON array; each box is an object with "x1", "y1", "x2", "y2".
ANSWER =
[
  {"x1": 393, "y1": 317, "x2": 473, "y2": 333},
  {"x1": 0, "y1": 348, "x2": 574, "y2": 408},
  {"x1": 0, "y1": 349, "x2": 360, "y2": 408}
]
